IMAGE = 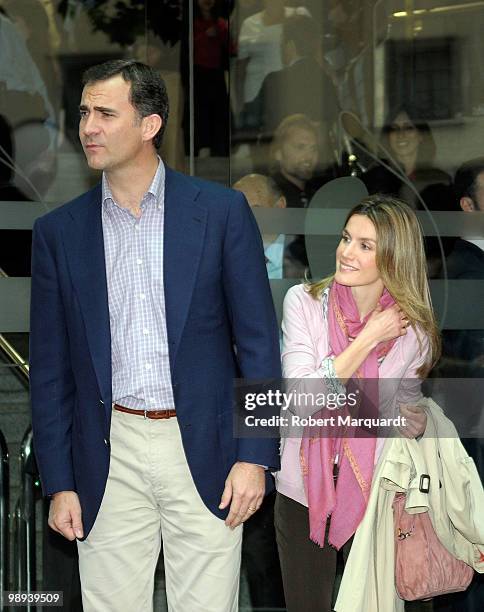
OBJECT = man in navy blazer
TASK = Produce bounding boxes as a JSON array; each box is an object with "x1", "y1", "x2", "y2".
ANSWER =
[{"x1": 30, "y1": 60, "x2": 281, "y2": 611}]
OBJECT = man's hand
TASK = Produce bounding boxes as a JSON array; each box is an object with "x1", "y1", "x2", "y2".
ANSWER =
[
  {"x1": 219, "y1": 462, "x2": 265, "y2": 529},
  {"x1": 48, "y1": 491, "x2": 84, "y2": 541},
  {"x1": 399, "y1": 404, "x2": 427, "y2": 439}
]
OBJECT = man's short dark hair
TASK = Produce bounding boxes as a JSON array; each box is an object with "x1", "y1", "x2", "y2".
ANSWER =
[
  {"x1": 454, "y1": 157, "x2": 484, "y2": 203},
  {"x1": 282, "y1": 15, "x2": 320, "y2": 59},
  {"x1": 82, "y1": 59, "x2": 169, "y2": 149}
]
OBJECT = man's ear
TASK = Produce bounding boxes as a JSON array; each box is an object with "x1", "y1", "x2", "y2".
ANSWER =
[
  {"x1": 283, "y1": 40, "x2": 297, "y2": 63},
  {"x1": 460, "y1": 196, "x2": 475, "y2": 212},
  {"x1": 142, "y1": 114, "x2": 162, "y2": 144}
]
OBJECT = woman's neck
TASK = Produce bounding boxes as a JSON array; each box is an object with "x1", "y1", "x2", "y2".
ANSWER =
[
  {"x1": 351, "y1": 283, "x2": 384, "y2": 321},
  {"x1": 397, "y1": 151, "x2": 418, "y2": 176}
]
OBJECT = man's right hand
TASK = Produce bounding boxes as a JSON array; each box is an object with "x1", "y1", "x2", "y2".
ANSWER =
[{"x1": 48, "y1": 491, "x2": 83, "y2": 541}]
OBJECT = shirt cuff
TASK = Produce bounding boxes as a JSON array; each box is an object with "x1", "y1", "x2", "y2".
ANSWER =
[{"x1": 320, "y1": 356, "x2": 346, "y2": 395}]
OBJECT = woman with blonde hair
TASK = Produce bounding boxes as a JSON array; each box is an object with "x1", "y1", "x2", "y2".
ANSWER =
[{"x1": 274, "y1": 194, "x2": 441, "y2": 611}]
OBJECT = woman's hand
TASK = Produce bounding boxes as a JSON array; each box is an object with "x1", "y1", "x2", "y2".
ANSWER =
[
  {"x1": 360, "y1": 304, "x2": 409, "y2": 347},
  {"x1": 334, "y1": 304, "x2": 409, "y2": 384},
  {"x1": 398, "y1": 404, "x2": 427, "y2": 439}
]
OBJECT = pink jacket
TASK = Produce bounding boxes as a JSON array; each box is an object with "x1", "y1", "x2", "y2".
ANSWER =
[{"x1": 275, "y1": 283, "x2": 430, "y2": 506}]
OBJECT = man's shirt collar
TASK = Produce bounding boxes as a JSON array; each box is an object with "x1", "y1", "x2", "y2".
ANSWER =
[{"x1": 101, "y1": 157, "x2": 165, "y2": 212}]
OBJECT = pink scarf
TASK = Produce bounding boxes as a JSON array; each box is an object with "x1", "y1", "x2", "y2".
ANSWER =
[{"x1": 300, "y1": 282, "x2": 396, "y2": 549}]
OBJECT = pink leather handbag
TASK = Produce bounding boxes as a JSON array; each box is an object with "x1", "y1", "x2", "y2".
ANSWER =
[{"x1": 393, "y1": 492, "x2": 474, "y2": 601}]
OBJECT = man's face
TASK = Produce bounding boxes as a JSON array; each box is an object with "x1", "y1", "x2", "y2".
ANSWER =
[
  {"x1": 473, "y1": 171, "x2": 484, "y2": 211},
  {"x1": 275, "y1": 127, "x2": 319, "y2": 183},
  {"x1": 79, "y1": 75, "x2": 146, "y2": 172},
  {"x1": 460, "y1": 170, "x2": 484, "y2": 212}
]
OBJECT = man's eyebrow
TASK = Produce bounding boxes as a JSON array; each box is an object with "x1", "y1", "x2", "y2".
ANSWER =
[{"x1": 79, "y1": 104, "x2": 118, "y2": 114}]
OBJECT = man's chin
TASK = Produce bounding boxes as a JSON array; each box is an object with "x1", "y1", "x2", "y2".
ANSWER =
[
  {"x1": 294, "y1": 170, "x2": 314, "y2": 181},
  {"x1": 85, "y1": 157, "x2": 105, "y2": 171}
]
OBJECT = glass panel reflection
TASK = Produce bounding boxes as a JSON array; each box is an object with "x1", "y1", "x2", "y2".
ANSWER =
[
  {"x1": 0, "y1": 1, "x2": 483, "y2": 610},
  {"x1": 230, "y1": 2, "x2": 484, "y2": 610}
]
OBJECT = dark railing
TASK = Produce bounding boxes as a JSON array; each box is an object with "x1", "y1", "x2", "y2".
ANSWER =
[
  {"x1": 0, "y1": 428, "x2": 9, "y2": 606},
  {"x1": 13, "y1": 426, "x2": 40, "y2": 609},
  {"x1": 0, "y1": 269, "x2": 33, "y2": 603}
]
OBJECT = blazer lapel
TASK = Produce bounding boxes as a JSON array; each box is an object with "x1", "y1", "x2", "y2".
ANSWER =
[
  {"x1": 64, "y1": 185, "x2": 112, "y2": 411},
  {"x1": 163, "y1": 167, "x2": 206, "y2": 371}
]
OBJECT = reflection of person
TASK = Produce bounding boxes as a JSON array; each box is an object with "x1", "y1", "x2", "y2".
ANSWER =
[
  {"x1": 454, "y1": 156, "x2": 484, "y2": 214},
  {"x1": 363, "y1": 105, "x2": 450, "y2": 209},
  {"x1": 4, "y1": 0, "x2": 61, "y2": 117},
  {"x1": 270, "y1": 114, "x2": 331, "y2": 209},
  {"x1": 323, "y1": 0, "x2": 372, "y2": 125},
  {"x1": 253, "y1": 14, "x2": 339, "y2": 136},
  {"x1": 270, "y1": 114, "x2": 338, "y2": 270},
  {"x1": 30, "y1": 60, "x2": 281, "y2": 611},
  {"x1": 0, "y1": 114, "x2": 27, "y2": 201},
  {"x1": 275, "y1": 195, "x2": 440, "y2": 612},
  {"x1": 236, "y1": 0, "x2": 309, "y2": 128},
  {"x1": 232, "y1": 173, "x2": 289, "y2": 610},
  {"x1": 428, "y1": 159, "x2": 484, "y2": 284},
  {"x1": 190, "y1": 0, "x2": 233, "y2": 156},
  {"x1": 0, "y1": 114, "x2": 32, "y2": 276},
  {"x1": 436, "y1": 159, "x2": 484, "y2": 393},
  {"x1": 0, "y1": 8, "x2": 55, "y2": 126},
  {"x1": 431, "y1": 157, "x2": 484, "y2": 612},
  {"x1": 233, "y1": 173, "x2": 304, "y2": 278},
  {"x1": 0, "y1": 4, "x2": 58, "y2": 198}
]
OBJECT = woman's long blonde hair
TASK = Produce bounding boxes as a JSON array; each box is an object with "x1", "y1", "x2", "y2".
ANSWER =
[{"x1": 307, "y1": 194, "x2": 441, "y2": 376}]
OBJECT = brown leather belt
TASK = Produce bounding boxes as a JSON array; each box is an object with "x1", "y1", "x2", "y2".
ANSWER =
[{"x1": 114, "y1": 404, "x2": 176, "y2": 420}]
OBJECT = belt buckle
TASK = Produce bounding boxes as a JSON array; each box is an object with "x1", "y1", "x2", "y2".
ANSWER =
[{"x1": 144, "y1": 409, "x2": 147, "y2": 420}]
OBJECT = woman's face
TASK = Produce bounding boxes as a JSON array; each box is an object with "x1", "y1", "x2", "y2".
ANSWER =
[
  {"x1": 198, "y1": 0, "x2": 215, "y2": 12},
  {"x1": 334, "y1": 214, "x2": 382, "y2": 290},
  {"x1": 388, "y1": 112, "x2": 422, "y2": 160}
]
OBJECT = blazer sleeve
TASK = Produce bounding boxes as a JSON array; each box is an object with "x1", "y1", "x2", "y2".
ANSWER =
[
  {"x1": 30, "y1": 218, "x2": 77, "y2": 496},
  {"x1": 221, "y1": 190, "x2": 281, "y2": 469}
]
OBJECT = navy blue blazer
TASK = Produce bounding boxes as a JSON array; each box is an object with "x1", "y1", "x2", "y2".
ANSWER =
[{"x1": 30, "y1": 166, "x2": 281, "y2": 537}]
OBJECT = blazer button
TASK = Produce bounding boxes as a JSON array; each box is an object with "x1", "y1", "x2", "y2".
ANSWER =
[
  {"x1": 100, "y1": 399, "x2": 104, "y2": 405},
  {"x1": 104, "y1": 438, "x2": 110, "y2": 447}
]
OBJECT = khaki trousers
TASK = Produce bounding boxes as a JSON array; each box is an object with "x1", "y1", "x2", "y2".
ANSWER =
[{"x1": 77, "y1": 409, "x2": 242, "y2": 612}]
